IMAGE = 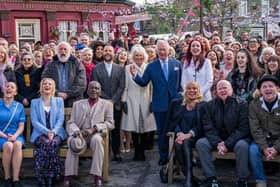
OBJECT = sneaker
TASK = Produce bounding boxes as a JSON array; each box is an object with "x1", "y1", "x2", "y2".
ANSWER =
[
  {"x1": 3, "y1": 178, "x2": 12, "y2": 187},
  {"x1": 236, "y1": 179, "x2": 248, "y2": 187}
]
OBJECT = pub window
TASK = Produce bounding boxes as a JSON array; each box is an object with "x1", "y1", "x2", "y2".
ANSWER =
[
  {"x1": 92, "y1": 21, "x2": 110, "y2": 42},
  {"x1": 58, "y1": 21, "x2": 77, "y2": 41}
]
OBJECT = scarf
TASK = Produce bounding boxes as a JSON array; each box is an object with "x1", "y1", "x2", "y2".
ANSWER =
[{"x1": 83, "y1": 63, "x2": 94, "y2": 81}]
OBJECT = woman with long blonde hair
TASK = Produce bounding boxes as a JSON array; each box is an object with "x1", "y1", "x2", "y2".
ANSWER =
[
  {"x1": 0, "y1": 46, "x2": 16, "y2": 98},
  {"x1": 174, "y1": 81, "x2": 205, "y2": 187}
]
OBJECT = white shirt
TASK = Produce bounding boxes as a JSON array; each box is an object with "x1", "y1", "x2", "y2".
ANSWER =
[
  {"x1": 181, "y1": 58, "x2": 213, "y2": 101},
  {"x1": 105, "y1": 62, "x2": 112, "y2": 77}
]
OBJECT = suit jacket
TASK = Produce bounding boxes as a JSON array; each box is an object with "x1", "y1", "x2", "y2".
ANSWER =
[
  {"x1": 66, "y1": 98, "x2": 114, "y2": 136},
  {"x1": 30, "y1": 97, "x2": 67, "y2": 143},
  {"x1": 134, "y1": 57, "x2": 183, "y2": 112},
  {"x1": 91, "y1": 62, "x2": 125, "y2": 110}
]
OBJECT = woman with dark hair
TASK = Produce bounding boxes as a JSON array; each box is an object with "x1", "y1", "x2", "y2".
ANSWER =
[
  {"x1": 89, "y1": 40, "x2": 105, "y2": 65},
  {"x1": 267, "y1": 55, "x2": 280, "y2": 86},
  {"x1": 247, "y1": 36, "x2": 263, "y2": 70},
  {"x1": 0, "y1": 82, "x2": 25, "y2": 187},
  {"x1": 174, "y1": 81, "x2": 204, "y2": 187},
  {"x1": 206, "y1": 50, "x2": 223, "y2": 97},
  {"x1": 227, "y1": 48, "x2": 263, "y2": 102},
  {"x1": 15, "y1": 52, "x2": 42, "y2": 107},
  {"x1": 181, "y1": 40, "x2": 213, "y2": 101},
  {"x1": 275, "y1": 39, "x2": 280, "y2": 57}
]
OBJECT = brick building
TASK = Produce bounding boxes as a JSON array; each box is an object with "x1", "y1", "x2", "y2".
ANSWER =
[{"x1": 0, "y1": 0, "x2": 135, "y2": 46}]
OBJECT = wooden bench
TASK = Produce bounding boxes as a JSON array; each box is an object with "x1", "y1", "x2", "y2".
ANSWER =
[
  {"x1": 0, "y1": 108, "x2": 109, "y2": 182},
  {"x1": 166, "y1": 132, "x2": 280, "y2": 184}
]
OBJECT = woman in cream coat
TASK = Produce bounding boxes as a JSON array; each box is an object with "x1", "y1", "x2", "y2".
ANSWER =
[{"x1": 121, "y1": 44, "x2": 156, "y2": 161}]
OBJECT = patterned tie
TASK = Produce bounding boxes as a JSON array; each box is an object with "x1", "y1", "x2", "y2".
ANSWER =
[{"x1": 163, "y1": 62, "x2": 168, "y2": 81}]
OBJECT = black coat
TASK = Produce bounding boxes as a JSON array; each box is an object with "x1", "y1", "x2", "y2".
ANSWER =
[
  {"x1": 15, "y1": 65, "x2": 42, "y2": 106},
  {"x1": 160, "y1": 98, "x2": 205, "y2": 151},
  {"x1": 202, "y1": 95, "x2": 251, "y2": 150}
]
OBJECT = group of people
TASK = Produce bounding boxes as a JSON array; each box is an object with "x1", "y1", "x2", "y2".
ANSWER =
[{"x1": 0, "y1": 29, "x2": 279, "y2": 187}]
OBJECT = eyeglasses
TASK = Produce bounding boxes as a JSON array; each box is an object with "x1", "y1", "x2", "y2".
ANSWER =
[{"x1": 23, "y1": 58, "x2": 32, "y2": 61}]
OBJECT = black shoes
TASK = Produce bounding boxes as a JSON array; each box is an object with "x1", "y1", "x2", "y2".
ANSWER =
[
  {"x1": 3, "y1": 178, "x2": 13, "y2": 187},
  {"x1": 158, "y1": 157, "x2": 168, "y2": 165},
  {"x1": 13, "y1": 180, "x2": 23, "y2": 187},
  {"x1": 236, "y1": 179, "x2": 248, "y2": 187},
  {"x1": 112, "y1": 154, "x2": 122, "y2": 162},
  {"x1": 133, "y1": 153, "x2": 146, "y2": 161},
  {"x1": 200, "y1": 177, "x2": 219, "y2": 187}
]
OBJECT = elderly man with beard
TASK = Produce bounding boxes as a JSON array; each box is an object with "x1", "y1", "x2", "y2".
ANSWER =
[
  {"x1": 92, "y1": 45, "x2": 125, "y2": 161},
  {"x1": 64, "y1": 81, "x2": 114, "y2": 187},
  {"x1": 42, "y1": 41, "x2": 87, "y2": 107},
  {"x1": 249, "y1": 75, "x2": 280, "y2": 187},
  {"x1": 196, "y1": 80, "x2": 250, "y2": 187}
]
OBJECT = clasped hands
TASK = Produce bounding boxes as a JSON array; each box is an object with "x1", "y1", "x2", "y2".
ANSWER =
[
  {"x1": 264, "y1": 147, "x2": 278, "y2": 161},
  {"x1": 72, "y1": 128, "x2": 96, "y2": 138},
  {"x1": 217, "y1": 141, "x2": 228, "y2": 155},
  {"x1": 175, "y1": 133, "x2": 192, "y2": 144}
]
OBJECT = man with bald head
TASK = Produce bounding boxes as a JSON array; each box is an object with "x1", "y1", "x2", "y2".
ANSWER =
[
  {"x1": 64, "y1": 81, "x2": 114, "y2": 187},
  {"x1": 196, "y1": 80, "x2": 250, "y2": 187}
]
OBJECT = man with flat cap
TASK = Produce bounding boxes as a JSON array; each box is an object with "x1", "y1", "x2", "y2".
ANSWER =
[{"x1": 249, "y1": 75, "x2": 280, "y2": 187}]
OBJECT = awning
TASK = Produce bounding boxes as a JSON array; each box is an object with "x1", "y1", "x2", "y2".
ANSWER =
[{"x1": 115, "y1": 13, "x2": 152, "y2": 25}]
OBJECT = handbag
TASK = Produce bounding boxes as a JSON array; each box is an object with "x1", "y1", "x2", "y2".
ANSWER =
[{"x1": 1, "y1": 103, "x2": 19, "y2": 133}]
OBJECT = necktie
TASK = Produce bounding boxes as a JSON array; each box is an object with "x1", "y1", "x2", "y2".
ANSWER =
[{"x1": 163, "y1": 62, "x2": 168, "y2": 81}]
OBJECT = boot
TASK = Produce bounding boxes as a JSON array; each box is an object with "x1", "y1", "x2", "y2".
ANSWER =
[
  {"x1": 256, "y1": 182, "x2": 267, "y2": 187},
  {"x1": 183, "y1": 140, "x2": 192, "y2": 187}
]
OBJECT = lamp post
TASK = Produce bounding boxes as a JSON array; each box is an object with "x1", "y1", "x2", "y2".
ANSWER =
[{"x1": 200, "y1": 0, "x2": 203, "y2": 35}]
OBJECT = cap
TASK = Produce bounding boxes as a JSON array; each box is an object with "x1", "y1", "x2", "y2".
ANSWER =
[
  {"x1": 257, "y1": 75, "x2": 279, "y2": 89},
  {"x1": 75, "y1": 43, "x2": 85, "y2": 51}
]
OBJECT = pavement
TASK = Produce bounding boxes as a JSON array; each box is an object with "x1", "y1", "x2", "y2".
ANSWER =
[{"x1": 1, "y1": 146, "x2": 280, "y2": 187}]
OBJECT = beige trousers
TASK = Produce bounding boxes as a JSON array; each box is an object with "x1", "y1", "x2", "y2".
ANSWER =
[{"x1": 64, "y1": 133, "x2": 104, "y2": 176}]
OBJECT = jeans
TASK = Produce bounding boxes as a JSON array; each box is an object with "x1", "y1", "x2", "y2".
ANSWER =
[
  {"x1": 249, "y1": 143, "x2": 266, "y2": 182},
  {"x1": 196, "y1": 137, "x2": 249, "y2": 179}
]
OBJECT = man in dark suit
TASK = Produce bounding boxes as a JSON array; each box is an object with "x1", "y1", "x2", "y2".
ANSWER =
[
  {"x1": 130, "y1": 40, "x2": 182, "y2": 165},
  {"x1": 92, "y1": 45, "x2": 125, "y2": 161}
]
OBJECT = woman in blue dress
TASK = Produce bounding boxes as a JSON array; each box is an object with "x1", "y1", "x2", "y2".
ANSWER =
[
  {"x1": 0, "y1": 82, "x2": 26, "y2": 187},
  {"x1": 30, "y1": 78, "x2": 67, "y2": 187}
]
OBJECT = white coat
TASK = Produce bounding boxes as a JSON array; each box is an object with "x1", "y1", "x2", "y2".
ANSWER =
[
  {"x1": 181, "y1": 58, "x2": 213, "y2": 101},
  {"x1": 121, "y1": 63, "x2": 156, "y2": 133}
]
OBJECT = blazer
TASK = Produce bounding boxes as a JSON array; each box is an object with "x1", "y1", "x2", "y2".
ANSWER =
[
  {"x1": 92, "y1": 62, "x2": 125, "y2": 110},
  {"x1": 134, "y1": 57, "x2": 183, "y2": 112},
  {"x1": 66, "y1": 98, "x2": 114, "y2": 135},
  {"x1": 30, "y1": 96, "x2": 67, "y2": 143}
]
